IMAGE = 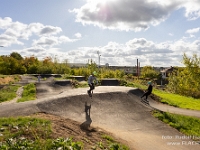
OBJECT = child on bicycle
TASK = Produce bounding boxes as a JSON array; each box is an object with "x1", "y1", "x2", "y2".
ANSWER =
[{"x1": 87, "y1": 71, "x2": 98, "y2": 95}]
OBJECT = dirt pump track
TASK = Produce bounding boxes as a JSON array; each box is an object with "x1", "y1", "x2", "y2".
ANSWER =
[{"x1": 0, "y1": 76, "x2": 200, "y2": 150}]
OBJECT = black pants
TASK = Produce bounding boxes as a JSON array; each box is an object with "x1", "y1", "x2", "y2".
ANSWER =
[
  {"x1": 141, "y1": 91, "x2": 151, "y2": 100},
  {"x1": 88, "y1": 83, "x2": 95, "y2": 93}
]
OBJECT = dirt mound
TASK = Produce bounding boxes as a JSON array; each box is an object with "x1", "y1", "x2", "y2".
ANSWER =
[{"x1": 32, "y1": 113, "x2": 130, "y2": 150}]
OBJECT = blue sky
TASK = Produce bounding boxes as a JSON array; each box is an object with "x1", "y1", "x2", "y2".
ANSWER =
[{"x1": 0, "y1": 0, "x2": 200, "y2": 67}]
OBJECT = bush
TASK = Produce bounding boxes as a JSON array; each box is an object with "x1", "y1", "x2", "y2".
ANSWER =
[
  {"x1": 0, "y1": 85, "x2": 19, "y2": 102},
  {"x1": 17, "y1": 83, "x2": 36, "y2": 102}
]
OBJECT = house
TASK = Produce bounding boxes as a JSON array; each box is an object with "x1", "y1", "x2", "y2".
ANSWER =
[{"x1": 160, "y1": 66, "x2": 174, "y2": 79}]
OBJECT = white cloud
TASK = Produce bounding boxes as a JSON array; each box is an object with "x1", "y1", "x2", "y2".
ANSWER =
[
  {"x1": 0, "y1": 17, "x2": 12, "y2": 29},
  {"x1": 40, "y1": 26, "x2": 62, "y2": 36},
  {"x1": 15, "y1": 37, "x2": 200, "y2": 67},
  {"x1": 59, "y1": 36, "x2": 76, "y2": 42},
  {"x1": 27, "y1": 23, "x2": 63, "y2": 37},
  {"x1": 24, "y1": 46, "x2": 46, "y2": 53},
  {"x1": 182, "y1": 1, "x2": 200, "y2": 20},
  {"x1": 19, "y1": 46, "x2": 63, "y2": 61},
  {"x1": 71, "y1": 0, "x2": 200, "y2": 31},
  {"x1": 0, "y1": 18, "x2": 31, "y2": 41},
  {"x1": 74, "y1": 32, "x2": 82, "y2": 38},
  {"x1": 186, "y1": 27, "x2": 200, "y2": 34},
  {"x1": 0, "y1": 34, "x2": 24, "y2": 47},
  {"x1": 4, "y1": 28, "x2": 19, "y2": 37},
  {"x1": 32, "y1": 36, "x2": 58, "y2": 47},
  {"x1": 0, "y1": 17, "x2": 78, "y2": 48},
  {"x1": 28, "y1": 23, "x2": 44, "y2": 34},
  {"x1": 67, "y1": 37, "x2": 200, "y2": 66},
  {"x1": 32, "y1": 36, "x2": 76, "y2": 47}
]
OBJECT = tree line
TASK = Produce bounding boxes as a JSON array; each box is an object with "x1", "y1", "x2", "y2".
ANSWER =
[
  {"x1": 1, "y1": 52, "x2": 200, "y2": 98},
  {"x1": 0, "y1": 52, "x2": 70, "y2": 75},
  {"x1": 0, "y1": 52, "x2": 159, "y2": 79}
]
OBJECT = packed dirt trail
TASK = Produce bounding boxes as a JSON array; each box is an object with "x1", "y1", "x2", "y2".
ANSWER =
[{"x1": 0, "y1": 76, "x2": 200, "y2": 150}]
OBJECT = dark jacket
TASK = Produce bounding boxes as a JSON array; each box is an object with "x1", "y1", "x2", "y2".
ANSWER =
[{"x1": 147, "y1": 84, "x2": 153, "y2": 93}]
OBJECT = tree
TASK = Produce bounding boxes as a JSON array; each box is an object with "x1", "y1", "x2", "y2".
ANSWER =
[
  {"x1": 0, "y1": 56, "x2": 19, "y2": 74},
  {"x1": 10, "y1": 52, "x2": 23, "y2": 60},
  {"x1": 10, "y1": 52, "x2": 26, "y2": 74},
  {"x1": 167, "y1": 53, "x2": 200, "y2": 98},
  {"x1": 87, "y1": 59, "x2": 98, "y2": 73},
  {"x1": 24, "y1": 56, "x2": 40, "y2": 74},
  {"x1": 140, "y1": 66, "x2": 159, "y2": 80}
]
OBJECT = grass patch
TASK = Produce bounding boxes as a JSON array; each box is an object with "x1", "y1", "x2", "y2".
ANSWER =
[
  {"x1": 100, "y1": 134, "x2": 129, "y2": 150},
  {"x1": 17, "y1": 83, "x2": 36, "y2": 102},
  {"x1": 0, "y1": 116, "x2": 129, "y2": 150},
  {"x1": 91, "y1": 134, "x2": 129, "y2": 150},
  {"x1": 132, "y1": 81, "x2": 200, "y2": 111},
  {"x1": 0, "y1": 117, "x2": 51, "y2": 141},
  {"x1": 132, "y1": 82, "x2": 146, "y2": 89},
  {"x1": 0, "y1": 85, "x2": 20, "y2": 103},
  {"x1": 0, "y1": 117, "x2": 83, "y2": 149},
  {"x1": 153, "y1": 110, "x2": 200, "y2": 138},
  {"x1": 0, "y1": 75, "x2": 21, "y2": 85},
  {"x1": 71, "y1": 80, "x2": 88, "y2": 88},
  {"x1": 119, "y1": 79, "x2": 135, "y2": 87},
  {"x1": 102, "y1": 134, "x2": 115, "y2": 143},
  {"x1": 153, "y1": 89, "x2": 200, "y2": 111}
]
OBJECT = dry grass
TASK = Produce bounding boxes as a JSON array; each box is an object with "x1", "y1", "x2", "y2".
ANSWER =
[{"x1": 0, "y1": 75, "x2": 20, "y2": 85}]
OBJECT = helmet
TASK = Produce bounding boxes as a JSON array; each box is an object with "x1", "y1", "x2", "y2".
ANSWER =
[
  {"x1": 148, "y1": 81, "x2": 152, "y2": 84},
  {"x1": 93, "y1": 71, "x2": 97, "y2": 75}
]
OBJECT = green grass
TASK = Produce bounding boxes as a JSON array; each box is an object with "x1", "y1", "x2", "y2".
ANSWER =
[
  {"x1": 0, "y1": 117, "x2": 51, "y2": 141},
  {"x1": 0, "y1": 116, "x2": 129, "y2": 150},
  {"x1": 0, "y1": 85, "x2": 20, "y2": 103},
  {"x1": 0, "y1": 116, "x2": 53, "y2": 149},
  {"x1": 153, "y1": 89, "x2": 200, "y2": 110},
  {"x1": 101, "y1": 135, "x2": 129, "y2": 150},
  {"x1": 153, "y1": 110, "x2": 200, "y2": 138},
  {"x1": 131, "y1": 81, "x2": 200, "y2": 111},
  {"x1": 17, "y1": 83, "x2": 36, "y2": 102},
  {"x1": 131, "y1": 82, "x2": 146, "y2": 89},
  {"x1": 102, "y1": 134, "x2": 115, "y2": 142},
  {"x1": 0, "y1": 117, "x2": 84, "y2": 150},
  {"x1": 119, "y1": 79, "x2": 135, "y2": 87}
]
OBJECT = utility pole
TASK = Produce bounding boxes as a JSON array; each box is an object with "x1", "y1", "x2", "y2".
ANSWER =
[
  {"x1": 138, "y1": 62, "x2": 140, "y2": 78},
  {"x1": 97, "y1": 51, "x2": 101, "y2": 71},
  {"x1": 137, "y1": 58, "x2": 139, "y2": 78}
]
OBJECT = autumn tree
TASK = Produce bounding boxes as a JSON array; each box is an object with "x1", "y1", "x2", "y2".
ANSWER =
[
  {"x1": 0, "y1": 53, "x2": 70, "y2": 75},
  {"x1": 24, "y1": 56, "x2": 40, "y2": 74},
  {"x1": 167, "y1": 53, "x2": 200, "y2": 98}
]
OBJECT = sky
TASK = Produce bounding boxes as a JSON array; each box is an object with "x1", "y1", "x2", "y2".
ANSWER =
[{"x1": 0, "y1": 0, "x2": 200, "y2": 67}]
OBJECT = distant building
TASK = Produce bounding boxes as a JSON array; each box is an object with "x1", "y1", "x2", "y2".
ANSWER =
[
  {"x1": 68, "y1": 63, "x2": 87, "y2": 68},
  {"x1": 160, "y1": 66, "x2": 174, "y2": 79},
  {"x1": 105, "y1": 63, "x2": 109, "y2": 67}
]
